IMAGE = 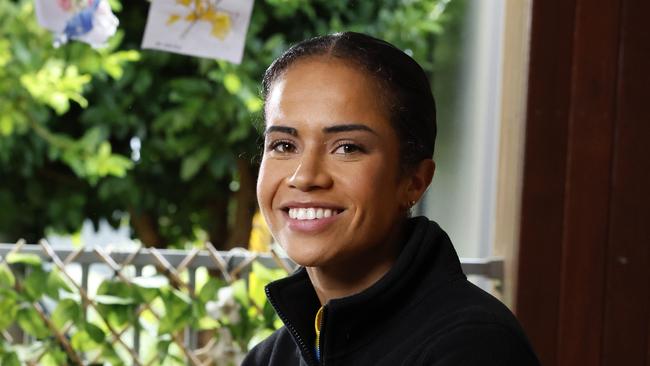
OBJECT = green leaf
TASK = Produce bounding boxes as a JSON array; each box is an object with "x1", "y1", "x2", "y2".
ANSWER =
[
  {"x1": 168, "y1": 78, "x2": 212, "y2": 101},
  {"x1": 223, "y1": 73, "x2": 242, "y2": 94},
  {"x1": 24, "y1": 267, "x2": 48, "y2": 300},
  {"x1": 197, "y1": 316, "x2": 219, "y2": 330},
  {"x1": 153, "y1": 339, "x2": 187, "y2": 366},
  {"x1": 102, "y1": 50, "x2": 141, "y2": 79},
  {"x1": 39, "y1": 348, "x2": 67, "y2": 366},
  {"x1": 96, "y1": 279, "x2": 137, "y2": 301},
  {"x1": 100, "y1": 343, "x2": 125, "y2": 365},
  {"x1": 45, "y1": 268, "x2": 72, "y2": 299},
  {"x1": 52, "y1": 298, "x2": 82, "y2": 329},
  {"x1": 226, "y1": 120, "x2": 251, "y2": 143},
  {"x1": 253, "y1": 261, "x2": 287, "y2": 282},
  {"x1": 71, "y1": 330, "x2": 93, "y2": 352},
  {"x1": 0, "y1": 290, "x2": 18, "y2": 331},
  {"x1": 19, "y1": 61, "x2": 91, "y2": 114},
  {"x1": 245, "y1": 96, "x2": 264, "y2": 113},
  {"x1": 159, "y1": 289, "x2": 192, "y2": 334},
  {"x1": 0, "y1": 352, "x2": 20, "y2": 366},
  {"x1": 81, "y1": 141, "x2": 134, "y2": 181},
  {"x1": 0, "y1": 39, "x2": 11, "y2": 69},
  {"x1": 0, "y1": 264, "x2": 15, "y2": 288},
  {"x1": 263, "y1": 300, "x2": 279, "y2": 329},
  {"x1": 248, "y1": 269, "x2": 267, "y2": 309},
  {"x1": 156, "y1": 335, "x2": 172, "y2": 364},
  {"x1": 133, "y1": 69, "x2": 152, "y2": 94},
  {"x1": 0, "y1": 114, "x2": 14, "y2": 136},
  {"x1": 95, "y1": 280, "x2": 137, "y2": 328},
  {"x1": 198, "y1": 278, "x2": 224, "y2": 303},
  {"x1": 180, "y1": 146, "x2": 211, "y2": 181},
  {"x1": 79, "y1": 126, "x2": 107, "y2": 150},
  {"x1": 17, "y1": 306, "x2": 49, "y2": 338},
  {"x1": 190, "y1": 300, "x2": 206, "y2": 327},
  {"x1": 231, "y1": 279, "x2": 249, "y2": 307},
  {"x1": 97, "y1": 303, "x2": 134, "y2": 329},
  {"x1": 85, "y1": 321, "x2": 106, "y2": 343},
  {"x1": 70, "y1": 322, "x2": 105, "y2": 352},
  {"x1": 6, "y1": 253, "x2": 42, "y2": 266},
  {"x1": 248, "y1": 262, "x2": 285, "y2": 309},
  {"x1": 133, "y1": 285, "x2": 159, "y2": 304},
  {"x1": 132, "y1": 275, "x2": 166, "y2": 302},
  {"x1": 107, "y1": 0, "x2": 123, "y2": 12}
]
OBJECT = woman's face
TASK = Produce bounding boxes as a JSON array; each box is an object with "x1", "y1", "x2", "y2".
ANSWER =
[{"x1": 257, "y1": 57, "x2": 412, "y2": 268}]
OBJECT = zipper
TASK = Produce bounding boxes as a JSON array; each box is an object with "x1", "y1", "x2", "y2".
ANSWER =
[
  {"x1": 317, "y1": 305, "x2": 327, "y2": 365},
  {"x1": 265, "y1": 287, "x2": 320, "y2": 366},
  {"x1": 315, "y1": 306, "x2": 323, "y2": 362}
]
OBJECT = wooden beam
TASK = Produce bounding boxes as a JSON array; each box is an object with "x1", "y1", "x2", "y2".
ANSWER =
[
  {"x1": 515, "y1": 1, "x2": 577, "y2": 364},
  {"x1": 556, "y1": 0, "x2": 622, "y2": 364},
  {"x1": 601, "y1": 0, "x2": 650, "y2": 364}
]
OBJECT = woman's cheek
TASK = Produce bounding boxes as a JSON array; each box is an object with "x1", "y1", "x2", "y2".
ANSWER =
[{"x1": 256, "y1": 160, "x2": 275, "y2": 219}]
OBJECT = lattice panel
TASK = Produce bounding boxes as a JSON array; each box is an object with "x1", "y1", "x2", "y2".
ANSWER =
[{"x1": 0, "y1": 240, "x2": 294, "y2": 366}]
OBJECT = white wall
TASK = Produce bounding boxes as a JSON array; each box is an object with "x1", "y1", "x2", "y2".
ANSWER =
[{"x1": 421, "y1": 0, "x2": 505, "y2": 258}]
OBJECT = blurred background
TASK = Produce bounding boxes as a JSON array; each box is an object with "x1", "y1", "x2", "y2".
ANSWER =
[{"x1": 0, "y1": 0, "x2": 474, "y2": 251}]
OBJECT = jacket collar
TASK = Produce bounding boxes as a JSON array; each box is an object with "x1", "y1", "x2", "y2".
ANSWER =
[{"x1": 265, "y1": 217, "x2": 465, "y2": 363}]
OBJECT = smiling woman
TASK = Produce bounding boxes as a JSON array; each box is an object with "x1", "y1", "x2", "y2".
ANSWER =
[
  {"x1": 243, "y1": 32, "x2": 539, "y2": 366},
  {"x1": 259, "y1": 57, "x2": 418, "y2": 292}
]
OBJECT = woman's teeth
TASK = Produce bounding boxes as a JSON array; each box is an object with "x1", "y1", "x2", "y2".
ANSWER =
[{"x1": 288, "y1": 208, "x2": 338, "y2": 220}]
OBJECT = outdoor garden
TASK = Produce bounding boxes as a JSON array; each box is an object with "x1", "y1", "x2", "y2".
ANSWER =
[{"x1": 0, "y1": 0, "x2": 464, "y2": 364}]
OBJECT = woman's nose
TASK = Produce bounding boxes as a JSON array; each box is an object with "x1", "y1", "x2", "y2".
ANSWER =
[{"x1": 287, "y1": 151, "x2": 333, "y2": 191}]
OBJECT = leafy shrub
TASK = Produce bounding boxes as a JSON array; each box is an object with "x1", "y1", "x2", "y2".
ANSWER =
[{"x1": 0, "y1": 250, "x2": 287, "y2": 365}]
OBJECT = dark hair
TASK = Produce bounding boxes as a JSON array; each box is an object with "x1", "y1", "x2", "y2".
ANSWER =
[{"x1": 262, "y1": 32, "x2": 437, "y2": 170}]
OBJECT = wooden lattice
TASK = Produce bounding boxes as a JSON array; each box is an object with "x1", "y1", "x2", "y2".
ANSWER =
[{"x1": 0, "y1": 240, "x2": 295, "y2": 366}]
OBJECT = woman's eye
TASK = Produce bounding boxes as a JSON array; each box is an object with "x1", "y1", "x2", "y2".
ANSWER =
[
  {"x1": 333, "y1": 143, "x2": 363, "y2": 155},
  {"x1": 270, "y1": 141, "x2": 296, "y2": 153}
]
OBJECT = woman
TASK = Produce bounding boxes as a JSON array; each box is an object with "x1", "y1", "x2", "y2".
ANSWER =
[{"x1": 243, "y1": 32, "x2": 539, "y2": 366}]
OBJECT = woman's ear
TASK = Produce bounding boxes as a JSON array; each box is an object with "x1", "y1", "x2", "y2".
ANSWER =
[{"x1": 406, "y1": 159, "x2": 435, "y2": 204}]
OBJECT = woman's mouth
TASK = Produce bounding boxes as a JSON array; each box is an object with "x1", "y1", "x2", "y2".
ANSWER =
[
  {"x1": 281, "y1": 205, "x2": 345, "y2": 233},
  {"x1": 287, "y1": 207, "x2": 343, "y2": 220}
]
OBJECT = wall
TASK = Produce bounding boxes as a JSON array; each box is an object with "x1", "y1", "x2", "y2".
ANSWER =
[{"x1": 423, "y1": 0, "x2": 505, "y2": 260}]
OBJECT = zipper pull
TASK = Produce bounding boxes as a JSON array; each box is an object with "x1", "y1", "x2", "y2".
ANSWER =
[{"x1": 314, "y1": 305, "x2": 327, "y2": 365}]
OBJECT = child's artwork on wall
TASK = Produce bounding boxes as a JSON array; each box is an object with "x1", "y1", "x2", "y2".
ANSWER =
[{"x1": 141, "y1": 0, "x2": 255, "y2": 64}]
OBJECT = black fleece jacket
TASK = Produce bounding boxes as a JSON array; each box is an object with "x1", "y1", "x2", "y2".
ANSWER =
[{"x1": 242, "y1": 217, "x2": 540, "y2": 365}]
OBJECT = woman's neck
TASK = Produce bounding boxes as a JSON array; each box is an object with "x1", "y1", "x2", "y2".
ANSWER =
[{"x1": 306, "y1": 220, "x2": 407, "y2": 304}]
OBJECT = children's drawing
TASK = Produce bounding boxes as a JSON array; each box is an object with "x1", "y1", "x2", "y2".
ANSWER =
[{"x1": 141, "y1": 0, "x2": 255, "y2": 64}]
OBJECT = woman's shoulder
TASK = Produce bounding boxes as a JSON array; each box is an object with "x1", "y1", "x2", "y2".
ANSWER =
[
  {"x1": 408, "y1": 320, "x2": 540, "y2": 366},
  {"x1": 405, "y1": 278, "x2": 540, "y2": 365},
  {"x1": 241, "y1": 326, "x2": 303, "y2": 366},
  {"x1": 415, "y1": 277, "x2": 525, "y2": 335}
]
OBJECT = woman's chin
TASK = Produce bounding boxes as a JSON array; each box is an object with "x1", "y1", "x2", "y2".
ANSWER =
[{"x1": 281, "y1": 243, "x2": 330, "y2": 268}]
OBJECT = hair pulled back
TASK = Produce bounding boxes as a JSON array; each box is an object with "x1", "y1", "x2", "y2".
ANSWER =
[{"x1": 262, "y1": 32, "x2": 437, "y2": 170}]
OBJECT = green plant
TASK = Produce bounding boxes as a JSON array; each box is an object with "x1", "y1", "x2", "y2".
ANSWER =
[
  {"x1": 0, "y1": 249, "x2": 287, "y2": 365},
  {"x1": 0, "y1": 0, "x2": 462, "y2": 248}
]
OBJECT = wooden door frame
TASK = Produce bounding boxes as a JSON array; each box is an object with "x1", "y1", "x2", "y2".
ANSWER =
[{"x1": 515, "y1": 0, "x2": 650, "y2": 365}]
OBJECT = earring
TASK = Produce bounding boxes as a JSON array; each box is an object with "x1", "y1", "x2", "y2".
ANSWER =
[{"x1": 408, "y1": 200, "x2": 416, "y2": 207}]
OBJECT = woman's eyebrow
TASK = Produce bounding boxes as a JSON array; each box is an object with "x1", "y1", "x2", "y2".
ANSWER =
[
  {"x1": 322, "y1": 124, "x2": 378, "y2": 135},
  {"x1": 265, "y1": 125, "x2": 297, "y2": 136}
]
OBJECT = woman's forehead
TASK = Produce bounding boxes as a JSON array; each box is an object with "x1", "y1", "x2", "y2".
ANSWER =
[{"x1": 265, "y1": 58, "x2": 390, "y2": 131}]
